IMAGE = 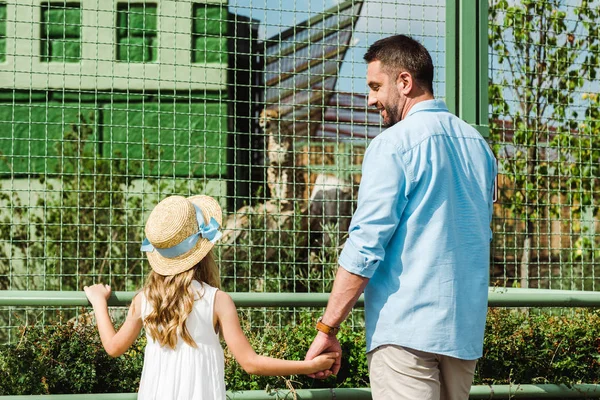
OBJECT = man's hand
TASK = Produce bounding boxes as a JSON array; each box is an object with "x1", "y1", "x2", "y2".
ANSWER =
[{"x1": 305, "y1": 331, "x2": 342, "y2": 378}]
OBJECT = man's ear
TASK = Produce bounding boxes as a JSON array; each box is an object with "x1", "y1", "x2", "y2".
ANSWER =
[{"x1": 397, "y1": 71, "x2": 412, "y2": 95}]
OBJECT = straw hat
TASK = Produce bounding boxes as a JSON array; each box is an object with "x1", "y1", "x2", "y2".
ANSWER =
[{"x1": 142, "y1": 195, "x2": 222, "y2": 276}]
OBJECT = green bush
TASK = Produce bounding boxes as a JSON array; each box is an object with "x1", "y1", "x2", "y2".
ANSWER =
[
  {"x1": 0, "y1": 315, "x2": 144, "y2": 395},
  {"x1": 476, "y1": 308, "x2": 600, "y2": 385},
  {"x1": 2, "y1": 308, "x2": 600, "y2": 395}
]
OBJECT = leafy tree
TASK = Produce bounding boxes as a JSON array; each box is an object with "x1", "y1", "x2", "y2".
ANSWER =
[{"x1": 489, "y1": 0, "x2": 600, "y2": 289}]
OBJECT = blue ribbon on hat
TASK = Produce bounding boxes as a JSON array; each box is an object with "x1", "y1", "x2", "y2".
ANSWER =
[{"x1": 140, "y1": 204, "x2": 222, "y2": 258}]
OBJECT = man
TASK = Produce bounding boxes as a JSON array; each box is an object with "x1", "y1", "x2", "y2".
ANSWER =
[{"x1": 305, "y1": 34, "x2": 497, "y2": 400}]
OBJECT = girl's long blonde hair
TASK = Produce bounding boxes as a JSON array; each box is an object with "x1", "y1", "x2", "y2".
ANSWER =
[{"x1": 143, "y1": 250, "x2": 220, "y2": 349}]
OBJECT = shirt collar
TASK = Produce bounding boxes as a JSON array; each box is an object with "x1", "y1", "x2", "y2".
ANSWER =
[{"x1": 405, "y1": 99, "x2": 448, "y2": 118}]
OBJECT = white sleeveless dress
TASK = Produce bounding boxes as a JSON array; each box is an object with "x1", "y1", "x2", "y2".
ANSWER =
[{"x1": 138, "y1": 281, "x2": 226, "y2": 399}]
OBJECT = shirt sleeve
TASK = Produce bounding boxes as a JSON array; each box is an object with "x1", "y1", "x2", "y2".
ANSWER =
[{"x1": 339, "y1": 137, "x2": 410, "y2": 278}]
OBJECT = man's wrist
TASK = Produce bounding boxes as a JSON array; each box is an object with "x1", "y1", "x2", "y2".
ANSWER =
[{"x1": 316, "y1": 316, "x2": 340, "y2": 336}]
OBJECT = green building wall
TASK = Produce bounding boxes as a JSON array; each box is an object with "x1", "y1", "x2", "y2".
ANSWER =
[{"x1": 0, "y1": 1, "x2": 231, "y2": 180}]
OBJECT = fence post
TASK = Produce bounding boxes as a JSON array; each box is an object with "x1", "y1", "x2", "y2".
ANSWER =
[{"x1": 445, "y1": 0, "x2": 489, "y2": 137}]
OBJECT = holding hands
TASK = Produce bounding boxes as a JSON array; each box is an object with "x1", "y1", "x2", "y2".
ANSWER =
[
  {"x1": 309, "y1": 350, "x2": 340, "y2": 374},
  {"x1": 305, "y1": 332, "x2": 342, "y2": 379},
  {"x1": 83, "y1": 281, "x2": 340, "y2": 376}
]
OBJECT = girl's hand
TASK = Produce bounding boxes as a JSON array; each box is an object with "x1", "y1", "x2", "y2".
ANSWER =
[
  {"x1": 309, "y1": 351, "x2": 339, "y2": 373},
  {"x1": 305, "y1": 332, "x2": 342, "y2": 378},
  {"x1": 84, "y1": 283, "x2": 111, "y2": 309}
]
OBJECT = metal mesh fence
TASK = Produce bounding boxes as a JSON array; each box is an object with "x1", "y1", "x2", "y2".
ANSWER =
[
  {"x1": 2, "y1": 0, "x2": 598, "y2": 344},
  {"x1": 488, "y1": 0, "x2": 600, "y2": 291},
  {"x1": 0, "y1": 0, "x2": 446, "y2": 342}
]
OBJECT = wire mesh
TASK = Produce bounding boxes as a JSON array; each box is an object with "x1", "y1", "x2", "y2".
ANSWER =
[
  {"x1": 2, "y1": 0, "x2": 597, "y2": 346},
  {"x1": 488, "y1": 0, "x2": 600, "y2": 292},
  {"x1": 9, "y1": 0, "x2": 584, "y2": 344},
  {"x1": 0, "y1": 0, "x2": 448, "y2": 342}
]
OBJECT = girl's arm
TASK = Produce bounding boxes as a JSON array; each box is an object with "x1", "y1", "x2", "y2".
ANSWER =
[
  {"x1": 214, "y1": 290, "x2": 337, "y2": 376},
  {"x1": 84, "y1": 284, "x2": 143, "y2": 358}
]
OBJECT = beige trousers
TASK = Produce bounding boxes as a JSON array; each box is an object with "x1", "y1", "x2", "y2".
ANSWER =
[{"x1": 367, "y1": 345, "x2": 477, "y2": 400}]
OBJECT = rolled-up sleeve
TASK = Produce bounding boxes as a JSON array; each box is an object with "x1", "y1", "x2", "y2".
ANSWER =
[{"x1": 339, "y1": 137, "x2": 409, "y2": 278}]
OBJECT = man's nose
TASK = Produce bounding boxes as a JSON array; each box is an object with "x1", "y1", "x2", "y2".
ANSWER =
[{"x1": 367, "y1": 93, "x2": 377, "y2": 107}]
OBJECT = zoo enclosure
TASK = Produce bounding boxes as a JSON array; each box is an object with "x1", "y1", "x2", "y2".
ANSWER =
[
  {"x1": 0, "y1": 0, "x2": 597, "y2": 380},
  {"x1": 1, "y1": 0, "x2": 600, "y2": 397}
]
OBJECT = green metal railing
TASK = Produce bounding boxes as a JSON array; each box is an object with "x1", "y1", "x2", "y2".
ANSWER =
[
  {"x1": 0, "y1": 384, "x2": 599, "y2": 399},
  {"x1": 2, "y1": 288, "x2": 600, "y2": 399},
  {"x1": 2, "y1": 287, "x2": 600, "y2": 308}
]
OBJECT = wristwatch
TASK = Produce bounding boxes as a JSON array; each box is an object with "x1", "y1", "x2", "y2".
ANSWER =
[{"x1": 316, "y1": 316, "x2": 340, "y2": 336}]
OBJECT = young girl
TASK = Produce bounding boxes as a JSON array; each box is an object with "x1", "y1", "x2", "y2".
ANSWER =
[{"x1": 84, "y1": 195, "x2": 337, "y2": 399}]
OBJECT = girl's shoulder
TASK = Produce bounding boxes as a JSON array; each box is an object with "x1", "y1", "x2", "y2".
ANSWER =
[
  {"x1": 132, "y1": 290, "x2": 148, "y2": 319},
  {"x1": 126, "y1": 292, "x2": 144, "y2": 321},
  {"x1": 213, "y1": 289, "x2": 235, "y2": 316},
  {"x1": 191, "y1": 280, "x2": 219, "y2": 300}
]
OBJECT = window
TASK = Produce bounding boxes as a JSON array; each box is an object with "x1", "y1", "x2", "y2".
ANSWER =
[
  {"x1": 116, "y1": 3, "x2": 157, "y2": 63},
  {"x1": 41, "y1": 2, "x2": 81, "y2": 62},
  {"x1": 191, "y1": 4, "x2": 227, "y2": 63},
  {"x1": 0, "y1": 3, "x2": 6, "y2": 62}
]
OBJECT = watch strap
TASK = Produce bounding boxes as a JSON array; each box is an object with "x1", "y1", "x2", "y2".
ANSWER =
[{"x1": 316, "y1": 316, "x2": 340, "y2": 336}]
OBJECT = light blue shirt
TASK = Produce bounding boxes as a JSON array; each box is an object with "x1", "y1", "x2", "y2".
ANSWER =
[{"x1": 339, "y1": 99, "x2": 497, "y2": 360}]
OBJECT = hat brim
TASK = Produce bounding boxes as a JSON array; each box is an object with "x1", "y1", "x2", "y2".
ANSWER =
[{"x1": 146, "y1": 195, "x2": 222, "y2": 276}]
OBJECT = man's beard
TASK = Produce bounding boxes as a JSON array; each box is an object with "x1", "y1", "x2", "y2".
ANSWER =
[
  {"x1": 382, "y1": 105, "x2": 401, "y2": 128},
  {"x1": 382, "y1": 90, "x2": 402, "y2": 128}
]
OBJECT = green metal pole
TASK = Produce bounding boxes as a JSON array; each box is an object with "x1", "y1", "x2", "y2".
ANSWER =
[
  {"x1": 487, "y1": 287, "x2": 600, "y2": 307},
  {"x1": 445, "y1": 0, "x2": 457, "y2": 114},
  {"x1": 227, "y1": 388, "x2": 372, "y2": 399},
  {"x1": 445, "y1": 0, "x2": 489, "y2": 137},
  {"x1": 477, "y1": 0, "x2": 489, "y2": 137},
  {"x1": 2, "y1": 385, "x2": 600, "y2": 399},
  {"x1": 2, "y1": 288, "x2": 600, "y2": 307},
  {"x1": 0, "y1": 291, "x2": 334, "y2": 307},
  {"x1": 0, "y1": 290, "x2": 136, "y2": 307},
  {"x1": 0, "y1": 389, "x2": 372, "y2": 400},
  {"x1": 230, "y1": 292, "x2": 334, "y2": 307},
  {"x1": 469, "y1": 384, "x2": 600, "y2": 399},
  {"x1": 458, "y1": 2, "x2": 477, "y2": 124}
]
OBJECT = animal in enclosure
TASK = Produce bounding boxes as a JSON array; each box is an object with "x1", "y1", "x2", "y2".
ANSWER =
[
  {"x1": 259, "y1": 108, "x2": 306, "y2": 208},
  {"x1": 308, "y1": 173, "x2": 353, "y2": 248}
]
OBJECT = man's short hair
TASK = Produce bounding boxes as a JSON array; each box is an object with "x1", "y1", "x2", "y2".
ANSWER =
[{"x1": 364, "y1": 35, "x2": 434, "y2": 95}]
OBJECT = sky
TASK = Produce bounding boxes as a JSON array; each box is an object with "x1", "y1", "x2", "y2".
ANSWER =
[
  {"x1": 227, "y1": 0, "x2": 446, "y2": 96},
  {"x1": 226, "y1": 0, "x2": 597, "y2": 123}
]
